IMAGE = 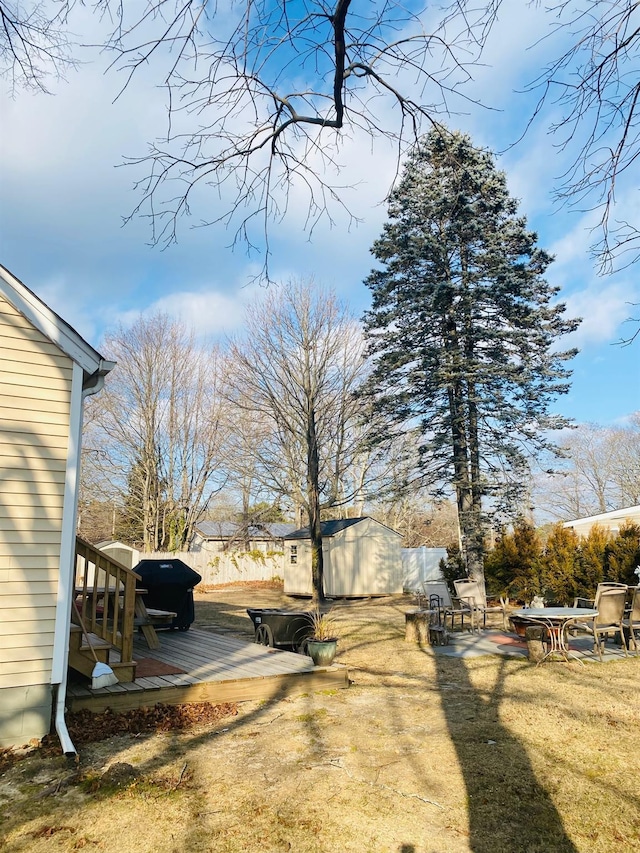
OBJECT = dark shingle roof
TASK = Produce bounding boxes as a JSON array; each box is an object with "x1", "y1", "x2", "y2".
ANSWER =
[
  {"x1": 283, "y1": 517, "x2": 366, "y2": 540},
  {"x1": 196, "y1": 521, "x2": 297, "y2": 539}
]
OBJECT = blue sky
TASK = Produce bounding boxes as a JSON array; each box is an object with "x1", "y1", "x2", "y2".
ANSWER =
[{"x1": 0, "y1": 2, "x2": 638, "y2": 428}]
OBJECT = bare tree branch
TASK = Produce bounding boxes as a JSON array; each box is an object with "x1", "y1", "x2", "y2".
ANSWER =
[
  {"x1": 524, "y1": 1, "x2": 640, "y2": 274},
  {"x1": 0, "y1": 2, "x2": 502, "y2": 280}
]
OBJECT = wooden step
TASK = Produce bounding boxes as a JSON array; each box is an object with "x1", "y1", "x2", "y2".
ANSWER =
[
  {"x1": 68, "y1": 627, "x2": 137, "y2": 684},
  {"x1": 107, "y1": 661, "x2": 137, "y2": 684},
  {"x1": 69, "y1": 624, "x2": 112, "y2": 678},
  {"x1": 69, "y1": 647, "x2": 111, "y2": 678},
  {"x1": 69, "y1": 624, "x2": 112, "y2": 654}
]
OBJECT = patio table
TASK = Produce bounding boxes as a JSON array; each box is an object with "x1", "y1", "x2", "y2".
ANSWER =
[{"x1": 511, "y1": 607, "x2": 598, "y2": 665}]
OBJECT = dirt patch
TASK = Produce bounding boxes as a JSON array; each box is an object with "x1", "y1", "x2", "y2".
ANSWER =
[{"x1": 1, "y1": 588, "x2": 639, "y2": 853}]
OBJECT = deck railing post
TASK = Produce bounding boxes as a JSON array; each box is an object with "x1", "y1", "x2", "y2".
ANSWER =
[{"x1": 74, "y1": 536, "x2": 139, "y2": 668}]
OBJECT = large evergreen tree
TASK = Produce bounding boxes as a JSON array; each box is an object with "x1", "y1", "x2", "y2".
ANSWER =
[{"x1": 363, "y1": 129, "x2": 580, "y2": 582}]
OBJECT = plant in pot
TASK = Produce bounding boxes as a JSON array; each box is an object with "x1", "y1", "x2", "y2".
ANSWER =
[{"x1": 305, "y1": 609, "x2": 339, "y2": 666}]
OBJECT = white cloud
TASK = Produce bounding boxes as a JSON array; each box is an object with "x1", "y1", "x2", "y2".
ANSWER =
[
  {"x1": 114, "y1": 282, "x2": 263, "y2": 338},
  {"x1": 561, "y1": 280, "x2": 640, "y2": 348}
]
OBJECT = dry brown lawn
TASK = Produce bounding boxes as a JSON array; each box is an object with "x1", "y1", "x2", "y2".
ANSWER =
[{"x1": 1, "y1": 584, "x2": 639, "y2": 853}]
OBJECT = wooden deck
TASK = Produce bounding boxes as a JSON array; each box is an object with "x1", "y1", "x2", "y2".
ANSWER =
[{"x1": 66, "y1": 628, "x2": 349, "y2": 713}]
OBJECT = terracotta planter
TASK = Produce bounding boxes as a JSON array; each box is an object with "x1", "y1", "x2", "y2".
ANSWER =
[{"x1": 306, "y1": 639, "x2": 337, "y2": 666}]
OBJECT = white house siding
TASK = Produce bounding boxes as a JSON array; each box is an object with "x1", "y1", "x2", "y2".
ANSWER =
[
  {"x1": 0, "y1": 296, "x2": 72, "y2": 746},
  {"x1": 563, "y1": 505, "x2": 640, "y2": 538}
]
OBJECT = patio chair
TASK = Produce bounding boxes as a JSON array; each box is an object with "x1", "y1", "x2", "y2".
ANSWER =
[
  {"x1": 574, "y1": 581, "x2": 628, "y2": 609},
  {"x1": 621, "y1": 585, "x2": 640, "y2": 655},
  {"x1": 421, "y1": 580, "x2": 452, "y2": 607},
  {"x1": 572, "y1": 585, "x2": 628, "y2": 661},
  {"x1": 413, "y1": 580, "x2": 452, "y2": 612},
  {"x1": 426, "y1": 594, "x2": 449, "y2": 645},
  {"x1": 452, "y1": 579, "x2": 507, "y2": 631}
]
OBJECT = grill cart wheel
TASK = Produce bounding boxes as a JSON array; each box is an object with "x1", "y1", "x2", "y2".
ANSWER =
[{"x1": 255, "y1": 623, "x2": 274, "y2": 647}]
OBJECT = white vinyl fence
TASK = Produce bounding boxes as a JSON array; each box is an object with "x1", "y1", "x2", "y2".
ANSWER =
[
  {"x1": 401, "y1": 547, "x2": 448, "y2": 592},
  {"x1": 142, "y1": 550, "x2": 284, "y2": 586}
]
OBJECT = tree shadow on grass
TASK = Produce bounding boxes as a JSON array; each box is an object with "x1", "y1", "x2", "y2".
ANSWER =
[{"x1": 435, "y1": 654, "x2": 578, "y2": 853}]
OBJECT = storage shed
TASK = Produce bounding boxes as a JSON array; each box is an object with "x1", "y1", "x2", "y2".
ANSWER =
[
  {"x1": 0, "y1": 265, "x2": 114, "y2": 749},
  {"x1": 97, "y1": 540, "x2": 140, "y2": 571},
  {"x1": 283, "y1": 517, "x2": 403, "y2": 597}
]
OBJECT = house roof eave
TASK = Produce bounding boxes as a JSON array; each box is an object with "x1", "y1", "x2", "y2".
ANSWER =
[{"x1": 0, "y1": 264, "x2": 112, "y2": 376}]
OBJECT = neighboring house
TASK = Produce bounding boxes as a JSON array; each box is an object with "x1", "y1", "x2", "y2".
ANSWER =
[
  {"x1": 283, "y1": 517, "x2": 403, "y2": 597},
  {"x1": 191, "y1": 521, "x2": 297, "y2": 555},
  {"x1": 0, "y1": 265, "x2": 114, "y2": 750},
  {"x1": 563, "y1": 505, "x2": 640, "y2": 538}
]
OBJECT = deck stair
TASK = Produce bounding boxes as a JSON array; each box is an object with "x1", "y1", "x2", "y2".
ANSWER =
[
  {"x1": 69, "y1": 537, "x2": 141, "y2": 686},
  {"x1": 68, "y1": 624, "x2": 111, "y2": 676},
  {"x1": 68, "y1": 624, "x2": 138, "y2": 683}
]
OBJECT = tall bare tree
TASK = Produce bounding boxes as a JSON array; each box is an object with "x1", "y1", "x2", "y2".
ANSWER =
[
  {"x1": 83, "y1": 313, "x2": 228, "y2": 551},
  {"x1": 227, "y1": 279, "x2": 375, "y2": 603},
  {"x1": 610, "y1": 413, "x2": 640, "y2": 505},
  {"x1": 534, "y1": 415, "x2": 640, "y2": 520}
]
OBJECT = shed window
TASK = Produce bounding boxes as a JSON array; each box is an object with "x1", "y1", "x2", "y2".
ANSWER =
[{"x1": 290, "y1": 545, "x2": 297, "y2": 564}]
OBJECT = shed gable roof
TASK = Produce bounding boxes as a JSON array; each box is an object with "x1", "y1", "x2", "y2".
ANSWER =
[{"x1": 284, "y1": 516, "x2": 400, "y2": 540}]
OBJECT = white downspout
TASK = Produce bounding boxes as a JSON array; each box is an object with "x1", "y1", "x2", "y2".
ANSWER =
[{"x1": 52, "y1": 360, "x2": 113, "y2": 757}]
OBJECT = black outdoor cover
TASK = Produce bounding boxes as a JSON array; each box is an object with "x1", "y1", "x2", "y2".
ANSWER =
[{"x1": 134, "y1": 559, "x2": 202, "y2": 630}]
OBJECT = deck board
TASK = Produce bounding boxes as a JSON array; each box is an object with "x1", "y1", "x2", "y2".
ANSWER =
[{"x1": 66, "y1": 627, "x2": 348, "y2": 713}]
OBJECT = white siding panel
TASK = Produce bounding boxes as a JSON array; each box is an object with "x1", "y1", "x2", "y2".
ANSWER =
[
  {"x1": 0, "y1": 392, "x2": 72, "y2": 414},
  {"x1": 3, "y1": 533, "x2": 63, "y2": 549},
  {"x1": 1, "y1": 411, "x2": 73, "y2": 433},
  {"x1": 2, "y1": 372, "x2": 69, "y2": 402},
  {"x1": 0, "y1": 293, "x2": 72, "y2": 692},
  {"x1": 0, "y1": 502, "x2": 65, "y2": 519},
  {"x1": 0, "y1": 549, "x2": 63, "y2": 567},
  {"x1": 0, "y1": 481, "x2": 67, "y2": 500},
  {"x1": 0, "y1": 458, "x2": 67, "y2": 475},
  {"x1": 0, "y1": 632, "x2": 55, "y2": 649},
  {"x1": 0, "y1": 581, "x2": 57, "y2": 596},
  {"x1": 2, "y1": 600, "x2": 56, "y2": 617},
  {"x1": 317, "y1": 519, "x2": 403, "y2": 596},
  {"x1": 2, "y1": 645, "x2": 57, "y2": 663},
  {"x1": 1, "y1": 660, "x2": 52, "y2": 676},
  {"x1": 0, "y1": 517, "x2": 65, "y2": 534},
  {"x1": 0, "y1": 619, "x2": 56, "y2": 636},
  {"x1": 8, "y1": 567, "x2": 61, "y2": 583},
  {"x1": 0, "y1": 336, "x2": 72, "y2": 363},
  {"x1": 0, "y1": 347, "x2": 71, "y2": 376},
  {"x1": 283, "y1": 540, "x2": 313, "y2": 595}
]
